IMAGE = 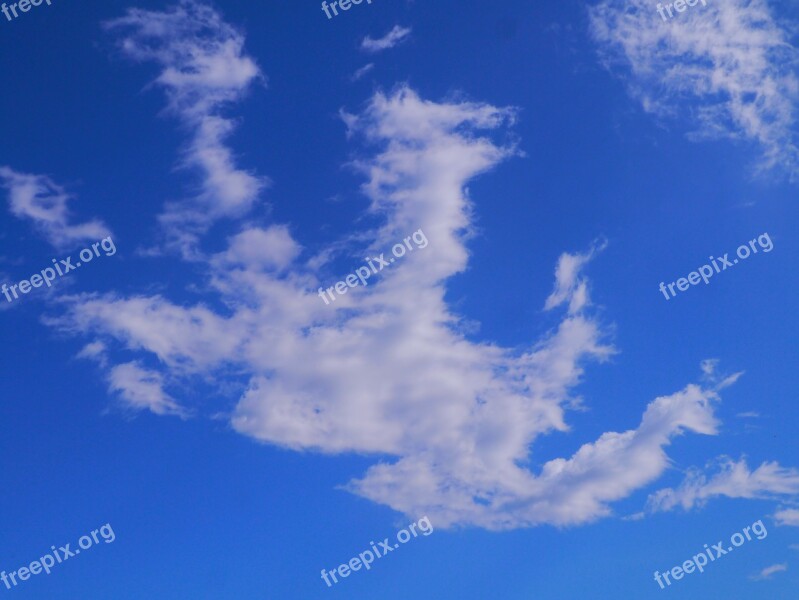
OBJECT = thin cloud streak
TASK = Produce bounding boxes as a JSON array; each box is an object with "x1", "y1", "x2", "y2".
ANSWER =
[{"x1": 361, "y1": 25, "x2": 412, "y2": 53}]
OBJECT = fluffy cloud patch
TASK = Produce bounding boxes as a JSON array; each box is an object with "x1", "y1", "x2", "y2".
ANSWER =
[{"x1": 214, "y1": 226, "x2": 301, "y2": 272}]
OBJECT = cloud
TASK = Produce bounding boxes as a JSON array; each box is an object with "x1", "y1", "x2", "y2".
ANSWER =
[
  {"x1": 213, "y1": 226, "x2": 301, "y2": 272},
  {"x1": 361, "y1": 25, "x2": 412, "y2": 53},
  {"x1": 76, "y1": 340, "x2": 109, "y2": 367},
  {"x1": 589, "y1": 0, "x2": 799, "y2": 176},
  {"x1": 0, "y1": 167, "x2": 111, "y2": 249},
  {"x1": 43, "y1": 79, "x2": 760, "y2": 529},
  {"x1": 774, "y1": 508, "x2": 799, "y2": 527},
  {"x1": 736, "y1": 411, "x2": 761, "y2": 418},
  {"x1": 647, "y1": 456, "x2": 799, "y2": 513},
  {"x1": 107, "y1": 362, "x2": 187, "y2": 417},
  {"x1": 700, "y1": 358, "x2": 718, "y2": 377},
  {"x1": 698, "y1": 358, "x2": 743, "y2": 390},
  {"x1": 351, "y1": 63, "x2": 375, "y2": 82},
  {"x1": 750, "y1": 563, "x2": 787, "y2": 581},
  {"x1": 544, "y1": 239, "x2": 606, "y2": 313},
  {"x1": 104, "y1": 0, "x2": 265, "y2": 254},
  {"x1": 48, "y1": 3, "x2": 792, "y2": 528}
]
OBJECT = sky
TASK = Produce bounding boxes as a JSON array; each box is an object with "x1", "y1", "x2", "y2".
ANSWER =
[{"x1": 1, "y1": 0, "x2": 799, "y2": 598}]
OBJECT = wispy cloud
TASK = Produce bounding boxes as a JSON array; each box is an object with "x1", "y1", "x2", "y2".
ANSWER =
[
  {"x1": 646, "y1": 456, "x2": 799, "y2": 512},
  {"x1": 737, "y1": 411, "x2": 761, "y2": 418},
  {"x1": 361, "y1": 25, "x2": 412, "y2": 53},
  {"x1": 351, "y1": 63, "x2": 375, "y2": 82},
  {"x1": 103, "y1": 0, "x2": 265, "y2": 256},
  {"x1": 590, "y1": 0, "x2": 799, "y2": 177},
  {"x1": 750, "y1": 563, "x2": 787, "y2": 581},
  {"x1": 0, "y1": 167, "x2": 111, "y2": 249},
  {"x1": 544, "y1": 238, "x2": 606, "y2": 313}
]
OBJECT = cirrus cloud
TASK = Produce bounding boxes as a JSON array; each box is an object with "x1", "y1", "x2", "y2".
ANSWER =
[{"x1": 590, "y1": 0, "x2": 799, "y2": 176}]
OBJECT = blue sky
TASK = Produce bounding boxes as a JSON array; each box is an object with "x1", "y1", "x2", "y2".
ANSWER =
[{"x1": 1, "y1": 0, "x2": 799, "y2": 598}]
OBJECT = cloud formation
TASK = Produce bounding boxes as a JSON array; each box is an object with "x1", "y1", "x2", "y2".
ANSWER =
[
  {"x1": 0, "y1": 167, "x2": 111, "y2": 249},
  {"x1": 361, "y1": 25, "x2": 412, "y2": 53},
  {"x1": 774, "y1": 507, "x2": 799, "y2": 527},
  {"x1": 590, "y1": 0, "x2": 799, "y2": 176},
  {"x1": 647, "y1": 456, "x2": 799, "y2": 512},
  {"x1": 750, "y1": 563, "x2": 787, "y2": 581},
  {"x1": 108, "y1": 361, "x2": 187, "y2": 417},
  {"x1": 37, "y1": 1, "x2": 796, "y2": 531},
  {"x1": 49, "y1": 83, "x2": 746, "y2": 530},
  {"x1": 104, "y1": 0, "x2": 265, "y2": 254},
  {"x1": 544, "y1": 239, "x2": 606, "y2": 313},
  {"x1": 351, "y1": 63, "x2": 375, "y2": 82}
]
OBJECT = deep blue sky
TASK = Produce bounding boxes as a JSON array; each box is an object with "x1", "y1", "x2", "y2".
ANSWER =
[{"x1": 1, "y1": 0, "x2": 798, "y2": 598}]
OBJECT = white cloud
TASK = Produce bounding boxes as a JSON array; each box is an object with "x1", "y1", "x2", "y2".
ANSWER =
[
  {"x1": 361, "y1": 25, "x2": 412, "y2": 53},
  {"x1": 214, "y1": 226, "x2": 301, "y2": 272},
  {"x1": 774, "y1": 508, "x2": 799, "y2": 527},
  {"x1": 544, "y1": 239, "x2": 606, "y2": 313},
  {"x1": 698, "y1": 358, "x2": 743, "y2": 390},
  {"x1": 0, "y1": 167, "x2": 111, "y2": 248},
  {"x1": 55, "y1": 294, "x2": 242, "y2": 373},
  {"x1": 590, "y1": 0, "x2": 799, "y2": 176},
  {"x1": 76, "y1": 340, "x2": 109, "y2": 367},
  {"x1": 107, "y1": 362, "x2": 187, "y2": 417},
  {"x1": 351, "y1": 63, "x2": 375, "y2": 82},
  {"x1": 700, "y1": 358, "x2": 718, "y2": 377},
  {"x1": 43, "y1": 80, "x2": 761, "y2": 529},
  {"x1": 736, "y1": 411, "x2": 761, "y2": 418},
  {"x1": 647, "y1": 457, "x2": 799, "y2": 512},
  {"x1": 104, "y1": 0, "x2": 265, "y2": 254},
  {"x1": 45, "y1": 3, "x2": 795, "y2": 528},
  {"x1": 750, "y1": 563, "x2": 787, "y2": 581}
]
